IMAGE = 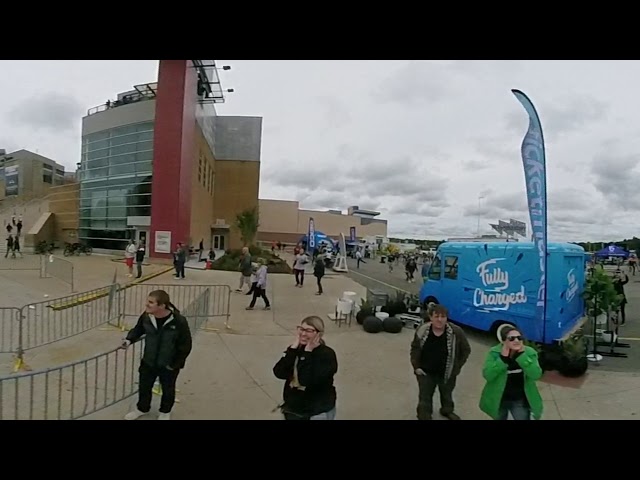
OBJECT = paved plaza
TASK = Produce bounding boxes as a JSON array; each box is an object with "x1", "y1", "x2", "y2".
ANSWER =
[{"x1": 1, "y1": 253, "x2": 639, "y2": 420}]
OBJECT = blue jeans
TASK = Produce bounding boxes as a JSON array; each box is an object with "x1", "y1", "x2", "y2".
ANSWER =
[
  {"x1": 310, "y1": 408, "x2": 336, "y2": 420},
  {"x1": 498, "y1": 399, "x2": 531, "y2": 420}
]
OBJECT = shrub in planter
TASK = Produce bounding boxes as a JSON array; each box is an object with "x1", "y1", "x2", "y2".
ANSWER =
[
  {"x1": 356, "y1": 299, "x2": 373, "y2": 325},
  {"x1": 557, "y1": 330, "x2": 589, "y2": 378},
  {"x1": 538, "y1": 348, "x2": 564, "y2": 372},
  {"x1": 384, "y1": 291, "x2": 409, "y2": 317}
]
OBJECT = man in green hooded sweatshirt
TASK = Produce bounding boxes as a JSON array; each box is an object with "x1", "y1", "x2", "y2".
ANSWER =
[{"x1": 479, "y1": 326, "x2": 543, "y2": 420}]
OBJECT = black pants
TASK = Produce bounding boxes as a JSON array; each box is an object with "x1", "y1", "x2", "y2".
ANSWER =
[
  {"x1": 249, "y1": 286, "x2": 270, "y2": 308},
  {"x1": 416, "y1": 373, "x2": 456, "y2": 419},
  {"x1": 174, "y1": 262, "x2": 185, "y2": 278},
  {"x1": 137, "y1": 362, "x2": 180, "y2": 414},
  {"x1": 357, "y1": 258, "x2": 365, "y2": 268},
  {"x1": 136, "y1": 261, "x2": 143, "y2": 278},
  {"x1": 316, "y1": 276, "x2": 323, "y2": 294},
  {"x1": 620, "y1": 302, "x2": 626, "y2": 324},
  {"x1": 294, "y1": 269, "x2": 304, "y2": 285},
  {"x1": 246, "y1": 281, "x2": 258, "y2": 295}
]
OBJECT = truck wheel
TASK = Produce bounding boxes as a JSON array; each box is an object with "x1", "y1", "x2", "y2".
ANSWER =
[{"x1": 494, "y1": 322, "x2": 517, "y2": 342}]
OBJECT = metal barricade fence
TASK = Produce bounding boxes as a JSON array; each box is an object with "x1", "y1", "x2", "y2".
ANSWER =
[
  {"x1": 43, "y1": 255, "x2": 74, "y2": 292},
  {"x1": 0, "y1": 308, "x2": 21, "y2": 354},
  {"x1": 0, "y1": 254, "x2": 44, "y2": 273},
  {"x1": 0, "y1": 287, "x2": 212, "y2": 420},
  {"x1": 0, "y1": 341, "x2": 144, "y2": 420},
  {"x1": 122, "y1": 284, "x2": 231, "y2": 330},
  {"x1": 19, "y1": 284, "x2": 123, "y2": 353}
]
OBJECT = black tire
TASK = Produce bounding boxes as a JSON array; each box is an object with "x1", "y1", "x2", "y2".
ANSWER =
[
  {"x1": 383, "y1": 316, "x2": 403, "y2": 334},
  {"x1": 84, "y1": 246, "x2": 93, "y2": 255},
  {"x1": 363, "y1": 316, "x2": 383, "y2": 333},
  {"x1": 63, "y1": 247, "x2": 73, "y2": 257}
]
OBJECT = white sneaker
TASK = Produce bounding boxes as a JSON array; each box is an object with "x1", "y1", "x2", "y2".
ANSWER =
[
  {"x1": 158, "y1": 412, "x2": 171, "y2": 420},
  {"x1": 124, "y1": 409, "x2": 147, "y2": 420}
]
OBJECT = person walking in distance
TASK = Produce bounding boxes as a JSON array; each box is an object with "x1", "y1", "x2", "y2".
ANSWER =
[
  {"x1": 314, "y1": 253, "x2": 325, "y2": 295},
  {"x1": 12, "y1": 235, "x2": 22, "y2": 258},
  {"x1": 173, "y1": 243, "x2": 186, "y2": 280},
  {"x1": 16, "y1": 217, "x2": 22, "y2": 237},
  {"x1": 135, "y1": 242, "x2": 146, "y2": 279},
  {"x1": 355, "y1": 249, "x2": 366, "y2": 268},
  {"x1": 273, "y1": 316, "x2": 338, "y2": 420},
  {"x1": 293, "y1": 250, "x2": 307, "y2": 287},
  {"x1": 410, "y1": 304, "x2": 471, "y2": 420},
  {"x1": 121, "y1": 290, "x2": 193, "y2": 420},
  {"x1": 235, "y1": 247, "x2": 253, "y2": 292},
  {"x1": 612, "y1": 269, "x2": 629, "y2": 325},
  {"x1": 5, "y1": 234, "x2": 13, "y2": 258},
  {"x1": 479, "y1": 327, "x2": 543, "y2": 420},
  {"x1": 125, "y1": 239, "x2": 136, "y2": 278},
  {"x1": 246, "y1": 259, "x2": 271, "y2": 310}
]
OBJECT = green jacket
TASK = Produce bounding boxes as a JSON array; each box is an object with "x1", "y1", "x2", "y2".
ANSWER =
[{"x1": 479, "y1": 345, "x2": 543, "y2": 420}]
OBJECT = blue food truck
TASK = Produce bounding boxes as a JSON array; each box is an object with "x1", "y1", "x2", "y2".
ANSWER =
[{"x1": 419, "y1": 241, "x2": 586, "y2": 344}]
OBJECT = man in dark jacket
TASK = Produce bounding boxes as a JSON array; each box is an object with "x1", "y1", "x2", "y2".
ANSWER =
[
  {"x1": 410, "y1": 304, "x2": 471, "y2": 420},
  {"x1": 121, "y1": 290, "x2": 193, "y2": 420},
  {"x1": 173, "y1": 243, "x2": 186, "y2": 279}
]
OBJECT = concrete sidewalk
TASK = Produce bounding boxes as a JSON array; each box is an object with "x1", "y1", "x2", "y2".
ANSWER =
[{"x1": 83, "y1": 268, "x2": 640, "y2": 420}]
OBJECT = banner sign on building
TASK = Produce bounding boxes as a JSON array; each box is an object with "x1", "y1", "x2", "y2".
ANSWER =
[
  {"x1": 5, "y1": 165, "x2": 18, "y2": 197},
  {"x1": 350, "y1": 226, "x2": 356, "y2": 242},
  {"x1": 154, "y1": 231, "x2": 172, "y2": 254}
]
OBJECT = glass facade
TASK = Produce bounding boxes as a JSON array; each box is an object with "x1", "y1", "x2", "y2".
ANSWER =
[{"x1": 79, "y1": 121, "x2": 154, "y2": 250}]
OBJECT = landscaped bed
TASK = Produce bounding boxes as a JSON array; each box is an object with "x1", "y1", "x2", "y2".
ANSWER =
[{"x1": 210, "y1": 246, "x2": 293, "y2": 274}]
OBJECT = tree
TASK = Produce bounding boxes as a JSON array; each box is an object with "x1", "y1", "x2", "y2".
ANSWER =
[{"x1": 234, "y1": 207, "x2": 259, "y2": 246}]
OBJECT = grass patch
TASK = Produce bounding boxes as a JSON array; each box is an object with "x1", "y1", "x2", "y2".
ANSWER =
[{"x1": 211, "y1": 246, "x2": 292, "y2": 274}]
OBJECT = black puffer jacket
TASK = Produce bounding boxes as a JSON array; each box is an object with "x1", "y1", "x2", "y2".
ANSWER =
[
  {"x1": 126, "y1": 311, "x2": 193, "y2": 370},
  {"x1": 273, "y1": 343, "x2": 338, "y2": 418}
]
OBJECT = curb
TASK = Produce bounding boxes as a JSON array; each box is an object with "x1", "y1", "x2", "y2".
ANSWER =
[{"x1": 48, "y1": 266, "x2": 175, "y2": 311}]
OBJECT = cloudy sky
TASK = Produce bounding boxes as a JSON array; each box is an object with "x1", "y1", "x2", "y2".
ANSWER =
[{"x1": 0, "y1": 60, "x2": 636, "y2": 242}]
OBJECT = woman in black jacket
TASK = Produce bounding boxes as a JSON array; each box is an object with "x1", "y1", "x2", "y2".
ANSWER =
[
  {"x1": 314, "y1": 255, "x2": 326, "y2": 295},
  {"x1": 273, "y1": 316, "x2": 338, "y2": 420}
]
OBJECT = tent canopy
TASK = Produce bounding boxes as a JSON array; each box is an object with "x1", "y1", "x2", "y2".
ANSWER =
[{"x1": 594, "y1": 244, "x2": 629, "y2": 258}]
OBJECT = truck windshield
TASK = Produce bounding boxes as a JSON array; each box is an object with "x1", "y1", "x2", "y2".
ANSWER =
[{"x1": 428, "y1": 255, "x2": 442, "y2": 280}]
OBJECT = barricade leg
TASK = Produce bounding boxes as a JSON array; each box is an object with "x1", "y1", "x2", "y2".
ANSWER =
[
  {"x1": 100, "y1": 284, "x2": 127, "y2": 332},
  {"x1": 13, "y1": 312, "x2": 31, "y2": 373}
]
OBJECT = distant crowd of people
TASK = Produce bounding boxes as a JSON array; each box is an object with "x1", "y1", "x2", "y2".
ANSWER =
[{"x1": 4, "y1": 215, "x2": 23, "y2": 258}]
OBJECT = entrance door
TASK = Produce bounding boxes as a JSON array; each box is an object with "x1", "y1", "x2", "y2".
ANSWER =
[{"x1": 213, "y1": 235, "x2": 225, "y2": 250}]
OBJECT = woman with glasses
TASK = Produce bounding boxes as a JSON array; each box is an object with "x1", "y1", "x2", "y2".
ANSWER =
[
  {"x1": 273, "y1": 316, "x2": 338, "y2": 420},
  {"x1": 479, "y1": 327, "x2": 543, "y2": 420}
]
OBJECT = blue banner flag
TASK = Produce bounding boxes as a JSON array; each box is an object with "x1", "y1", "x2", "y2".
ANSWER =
[
  {"x1": 308, "y1": 218, "x2": 315, "y2": 250},
  {"x1": 512, "y1": 89, "x2": 548, "y2": 342}
]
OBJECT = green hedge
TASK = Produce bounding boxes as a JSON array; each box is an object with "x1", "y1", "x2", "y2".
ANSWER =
[{"x1": 211, "y1": 248, "x2": 292, "y2": 274}]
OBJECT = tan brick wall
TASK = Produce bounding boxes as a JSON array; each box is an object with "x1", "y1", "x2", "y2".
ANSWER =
[
  {"x1": 48, "y1": 183, "x2": 79, "y2": 244},
  {"x1": 212, "y1": 160, "x2": 260, "y2": 250},
  {"x1": 189, "y1": 125, "x2": 216, "y2": 249},
  {"x1": 258, "y1": 199, "x2": 388, "y2": 239}
]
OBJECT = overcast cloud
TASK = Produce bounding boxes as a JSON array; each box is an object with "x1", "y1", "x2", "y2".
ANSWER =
[{"x1": 1, "y1": 60, "x2": 637, "y2": 242}]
